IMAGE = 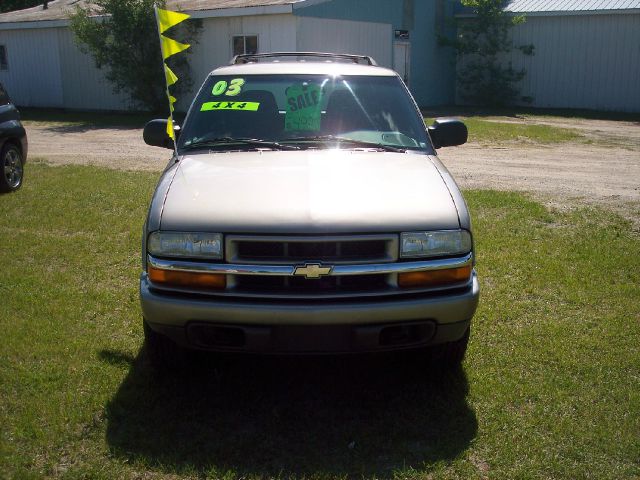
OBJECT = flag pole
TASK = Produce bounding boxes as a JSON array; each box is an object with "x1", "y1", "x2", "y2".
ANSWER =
[{"x1": 154, "y1": 5, "x2": 179, "y2": 157}]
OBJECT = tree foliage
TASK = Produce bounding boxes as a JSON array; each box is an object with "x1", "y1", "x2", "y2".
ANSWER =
[
  {"x1": 0, "y1": 0, "x2": 42, "y2": 13},
  {"x1": 440, "y1": 0, "x2": 534, "y2": 106},
  {"x1": 69, "y1": 0, "x2": 201, "y2": 112}
]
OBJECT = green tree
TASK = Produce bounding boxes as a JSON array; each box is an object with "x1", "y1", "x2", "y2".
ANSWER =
[
  {"x1": 69, "y1": 0, "x2": 201, "y2": 112},
  {"x1": 440, "y1": 0, "x2": 534, "y2": 106},
  {"x1": 0, "y1": 0, "x2": 42, "y2": 13}
]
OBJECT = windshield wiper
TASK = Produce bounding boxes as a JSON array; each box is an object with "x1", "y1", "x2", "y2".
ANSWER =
[
  {"x1": 182, "y1": 137, "x2": 300, "y2": 151},
  {"x1": 281, "y1": 135, "x2": 407, "y2": 153}
]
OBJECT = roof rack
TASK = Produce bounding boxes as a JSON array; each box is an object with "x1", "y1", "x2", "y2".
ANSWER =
[{"x1": 230, "y1": 52, "x2": 378, "y2": 66}]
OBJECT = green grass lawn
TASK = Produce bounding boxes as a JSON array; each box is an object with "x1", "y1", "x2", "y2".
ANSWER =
[
  {"x1": 1, "y1": 164, "x2": 639, "y2": 479},
  {"x1": 423, "y1": 106, "x2": 640, "y2": 123},
  {"x1": 424, "y1": 117, "x2": 582, "y2": 144},
  {"x1": 463, "y1": 117, "x2": 582, "y2": 144}
]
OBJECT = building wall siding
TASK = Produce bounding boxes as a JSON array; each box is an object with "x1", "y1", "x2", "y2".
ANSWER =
[
  {"x1": 0, "y1": 27, "x2": 64, "y2": 107},
  {"x1": 0, "y1": 14, "x2": 297, "y2": 112},
  {"x1": 56, "y1": 28, "x2": 131, "y2": 111},
  {"x1": 295, "y1": 0, "x2": 458, "y2": 106},
  {"x1": 508, "y1": 14, "x2": 640, "y2": 111},
  {"x1": 183, "y1": 13, "x2": 297, "y2": 110},
  {"x1": 296, "y1": 0, "x2": 406, "y2": 26},
  {"x1": 411, "y1": 0, "x2": 457, "y2": 106},
  {"x1": 295, "y1": 17, "x2": 392, "y2": 68}
]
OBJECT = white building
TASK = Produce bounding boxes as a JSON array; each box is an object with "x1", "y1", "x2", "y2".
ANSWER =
[
  {"x1": 501, "y1": 0, "x2": 640, "y2": 112},
  {"x1": 0, "y1": 0, "x2": 437, "y2": 111},
  {"x1": 2, "y1": 0, "x2": 638, "y2": 112}
]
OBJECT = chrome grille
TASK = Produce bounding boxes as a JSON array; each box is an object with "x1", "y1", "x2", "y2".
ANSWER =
[
  {"x1": 146, "y1": 251, "x2": 475, "y2": 300},
  {"x1": 223, "y1": 234, "x2": 398, "y2": 298}
]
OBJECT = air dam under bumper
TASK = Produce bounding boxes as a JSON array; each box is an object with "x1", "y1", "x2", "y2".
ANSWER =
[{"x1": 140, "y1": 272, "x2": 479, "y2": 353}]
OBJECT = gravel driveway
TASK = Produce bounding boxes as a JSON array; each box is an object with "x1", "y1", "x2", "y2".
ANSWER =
[{"x1": 24, "y1": 116, "x2": 640, "y2": 217}]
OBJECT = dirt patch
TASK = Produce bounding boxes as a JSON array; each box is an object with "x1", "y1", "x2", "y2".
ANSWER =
[
  {"x1": 24, "y1": 117, "x2": 640, "y2": 220},
  {"x1": 25, "y1": 123, "x2": 169, "y2": 171},
  {"x1": 438, "y1": 142, "x2": 640, "y2": 207}
]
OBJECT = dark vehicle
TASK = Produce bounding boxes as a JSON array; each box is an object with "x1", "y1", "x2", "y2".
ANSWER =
[{"x1": 0, "y1": 82, "x2": 27, "y2": 193}]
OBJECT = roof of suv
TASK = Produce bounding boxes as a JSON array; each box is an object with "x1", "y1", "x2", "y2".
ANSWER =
[{"x1": 212, "y1": 61, "x2": 398, "y2": 77}]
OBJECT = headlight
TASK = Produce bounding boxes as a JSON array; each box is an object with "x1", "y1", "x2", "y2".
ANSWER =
[
  {"x1": 400, "y1": 230, "x2": 471, "y2": 258},
  {"x1": 148, "y1": 232, "x2": 223, "y2": 259}
]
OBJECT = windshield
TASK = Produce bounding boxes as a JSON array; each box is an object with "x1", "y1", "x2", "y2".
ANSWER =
[{"x1": 178, "y1": 74, "x2": 431, "y2": 152}]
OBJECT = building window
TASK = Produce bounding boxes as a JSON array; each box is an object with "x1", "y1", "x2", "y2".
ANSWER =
[
  {"x1": 232, "y1": 35, "x2": 258, "y2": 56},
  {"x1": 0, "y1": 46, "x2": 7, "y2": 70}
]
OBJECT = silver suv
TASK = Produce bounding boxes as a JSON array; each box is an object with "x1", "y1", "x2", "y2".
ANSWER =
[{"x1": 141, "y1": 52, "x2": 479, "y2": 368}]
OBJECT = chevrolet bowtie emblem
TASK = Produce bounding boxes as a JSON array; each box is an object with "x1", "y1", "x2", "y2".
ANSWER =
[{"x1": 293, "y1": 264, "x2": 333, "y2": 279}]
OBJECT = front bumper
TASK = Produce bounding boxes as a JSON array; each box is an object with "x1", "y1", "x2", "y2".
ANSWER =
[{"x1": 140, "y1": 271, "x2": 479, "y2": 353}]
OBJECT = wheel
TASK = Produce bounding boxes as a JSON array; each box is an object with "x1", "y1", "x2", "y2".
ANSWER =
[
  {"x1": 143, "y1": 319, "x2": 187, "y2": 371},
  {"x1": 0, "y1": 144, "x2": 24, "y2": 193},
  {"x1": 427, "y1": 327, "x2": 470, "y2": 370}
]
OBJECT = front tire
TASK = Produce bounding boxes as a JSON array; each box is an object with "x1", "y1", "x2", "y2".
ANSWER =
[
  {"x1": 143, "y1": 319, "x2": 187, "y2": 371},
  {"x1": 427, "y1": 326, "x2": 470, "y2": 369},
  {"x1": 0, "y1": 144, "x2": 24, "y2": 193}
]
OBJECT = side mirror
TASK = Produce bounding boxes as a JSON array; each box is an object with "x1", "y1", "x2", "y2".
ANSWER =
[
  {"x1": 143, "y1": 119, "x2": 178, "y2": 149},
  {"x1": 428, "y1": 118, "x2": 468, "y2": 149}
]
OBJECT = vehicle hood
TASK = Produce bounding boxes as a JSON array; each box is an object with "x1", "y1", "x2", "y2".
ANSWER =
[{"x1": 159, "y1": 150, "x2": 460, "y2": 233}]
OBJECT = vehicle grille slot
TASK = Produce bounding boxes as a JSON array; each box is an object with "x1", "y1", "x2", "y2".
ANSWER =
[
  {"x1": 340, "y1": 240, "x2": 383, "y2": 258},
  {"x1": 236, "y1": 241, "x2": 286, "y2": 259},
  {"x1": 287, "y1": 241, "x2": 339, "y2": 260},
  {"x1": 235, "y1": 274, "x2": 389, "y2": 294}
]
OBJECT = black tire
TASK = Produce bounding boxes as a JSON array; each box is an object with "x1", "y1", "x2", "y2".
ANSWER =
[
  {"x1": 427, "y1": 327, "x2": 470, "y2": 370},
  {"x1": 143, "y1": 319, "x2": 187, "y2": 371},
  {"x1": 0, "y1": 143, "x2": 24, "y2": 193}
]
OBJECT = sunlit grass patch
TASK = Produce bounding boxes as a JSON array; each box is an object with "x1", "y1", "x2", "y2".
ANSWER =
[
  {"x1": 425, "y1": 116, "x2": 582, "y2": 144},
  {"x1": 1, "y1": 164, "x2": 638, "y2": 479}
]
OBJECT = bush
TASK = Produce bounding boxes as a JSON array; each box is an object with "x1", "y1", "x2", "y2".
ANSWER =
[{"x1": 440, "y1": 0, "x2": 534, "y2": 106}]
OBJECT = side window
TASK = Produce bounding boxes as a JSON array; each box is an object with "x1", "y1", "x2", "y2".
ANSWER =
[
  {"x1": 0, "y1": 45, "x2": 7, "y2": 71},
  {"x1": 232, "y1": 35, "x2": 258, "y2": 56}
]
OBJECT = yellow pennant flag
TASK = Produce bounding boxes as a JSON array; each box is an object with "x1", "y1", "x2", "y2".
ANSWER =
[
  {"x1": 160, "y1": 35, "x2": 190, "y2": 60},
  {"x1": 164, "y1": 64, "x2": 178, "y2": 86},
  {"x1": 154, "y1": 6, "x2": 191, "y2": 149},
  {"x1": 156, "y1": 8, "x2": 190, "y2": 34},
  {"x1": 166, "y1": 117, "x2": 174, "y2": 140}
]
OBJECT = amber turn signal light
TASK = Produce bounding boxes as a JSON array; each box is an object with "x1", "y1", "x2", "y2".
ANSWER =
[
  {"x1": 148, "y1": 265, "x2": 226, "y2": 290},
  {"x1": 398, "y1": 265, "x2": 471, "y2": 288}
]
